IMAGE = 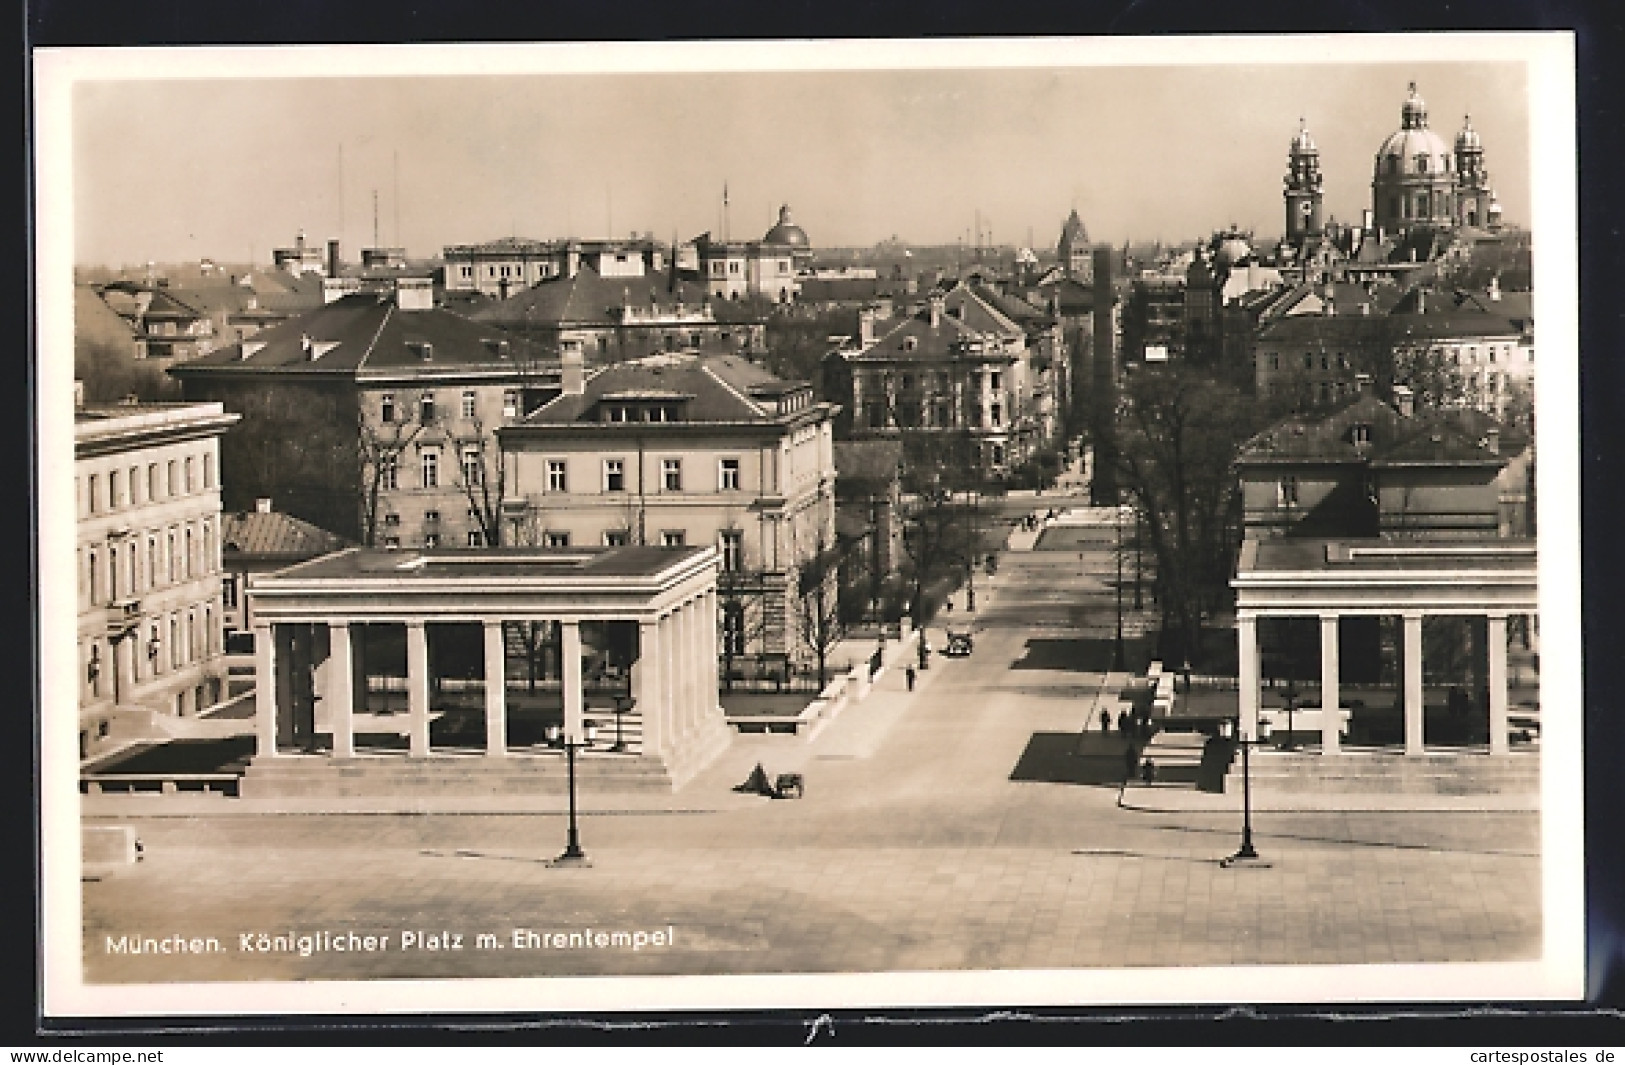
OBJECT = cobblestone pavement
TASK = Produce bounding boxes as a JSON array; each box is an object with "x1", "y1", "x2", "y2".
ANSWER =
[{"x1": 81, "y1": 544, "x2": 1541, "y2": 983}]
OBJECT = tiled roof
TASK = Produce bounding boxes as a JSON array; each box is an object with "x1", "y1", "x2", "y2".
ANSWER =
[
  {"x1": 471, "y1": 264, "x2": 714, "y2": 330},
  {"x1": 518, "y1": 353, "x2": 810, "y2": 426},
  {"x1": 221, "y1": 511, "x2": 349, "y2": 559},
  {"x1": 170, "y1": 294, "x2": 548, "y2": 377},
  {"x1": 1238, "y1": 393, "x2": 1526, "y2": 466}
]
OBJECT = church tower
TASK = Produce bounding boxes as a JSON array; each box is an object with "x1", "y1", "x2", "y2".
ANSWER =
[
  {"x1": 1454, "y1": 114, "x2": 1493, "y2": 229},
  {"x1": 1283, "y1": 119, "x2": 1324, "y2": 243}
]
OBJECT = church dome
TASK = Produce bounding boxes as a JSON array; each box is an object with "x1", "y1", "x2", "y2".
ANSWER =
[
  {"x1": 763, "y1": 204, "x2": 810, "y2": 247},
  {"x1": 1374, "y1": 83, "x2": 1451, "y2": 178}
]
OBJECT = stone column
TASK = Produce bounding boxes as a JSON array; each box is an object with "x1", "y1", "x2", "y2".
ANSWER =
[
  {"x1": 638, "y1": 618, "x2": 664, "y2": 757},
  {"x1": 664, "y1": 610, "x2": 682, "y2": 748},
  {"x1": 254, "y1": 621, "x2": 278, "y2": 758},
  {"x1": 1319, "y1": 614, "x2": 1341, "y2": 756},
  {"x1": 676, "y1": 599, "x2": 694, "y2": 742},
  {"x1": 1487, "y1": 613, "x2": 1509, "y2": 756},
  {"x1": 484, "y1": 620, "x2": 507, "y2": 757},
  {"x1": 1237, "y1": 612, "x2": 1259, "y2": 741},
  {"x1": 702, "y1": 589, "x2": 718, "y2": 723},
  {"x1": 406, "y1": 620, "x2": 431, "y2": 758},
  {"x1": 327, "y1": 621, "x2": 355, "y2": 758},
  {"x1": 1402, "y1": 613, "x2": 1425, "y2": 756},
  {"x1": 561, "y1": 619, "x2": 584, "y2": 743}
]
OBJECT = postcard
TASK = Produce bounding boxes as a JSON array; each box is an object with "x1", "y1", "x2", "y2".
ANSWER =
[{"x1": 35, "y1": 33, "x2": 1583, "y2": 1019}]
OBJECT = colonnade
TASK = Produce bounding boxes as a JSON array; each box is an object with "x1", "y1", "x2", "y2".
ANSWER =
[
  {"x1": 253, "y1": 588, "x2": 720, "y2": 762},
  {"x1": 1237, "y1": 609, "x2": 1523, "y2": 755}
]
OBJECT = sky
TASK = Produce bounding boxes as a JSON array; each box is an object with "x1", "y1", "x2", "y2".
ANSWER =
[{"x1": 62, "y1": 44, "x2": 1535, "y2": 267}]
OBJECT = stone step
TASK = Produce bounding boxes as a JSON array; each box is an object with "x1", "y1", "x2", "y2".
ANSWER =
[
  {"x1": 1224, "y1": 752, "x2": 1539, "y2": 794},
  {"x1": 240, "y1": 753, "x2": 674, "y2": 797}
]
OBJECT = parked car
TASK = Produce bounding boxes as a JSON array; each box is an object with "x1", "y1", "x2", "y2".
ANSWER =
[{"x1": 943, "y1": 629, "x2": 974, "y2": 657}]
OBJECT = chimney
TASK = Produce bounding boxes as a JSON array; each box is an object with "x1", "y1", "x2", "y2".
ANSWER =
[
  {"x1": 327, "y1": 239, "x2": 341, "y2": 277},
  {"x1": 561, "y1": 346, "x2": 585, "y2": 395},
  {"x1": 858, "y1": 306, "x2": 877, "y2": 346},
  {"x1": 928, "y1": 293, "x2": 945, "y2": 328},
  {"x1": 1484, "y1": 427, "x2": 1500, "y2": 455},
  {"x1": 1488, "y1": 274, "x2": 1502, "y2": 301},
  {"x1": 255, "y1": 497, "x2": 273, "y2": 514},
  {"x1": 1393, "y1": 384, "x2": 1415, "y2": 417}
]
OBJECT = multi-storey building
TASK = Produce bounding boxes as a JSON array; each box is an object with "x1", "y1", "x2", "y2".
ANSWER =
[
  {"x1": 472, "y1": 261, "x2": 766, "y2": 365},
  {"x1": 822, "y1": 284, "x2": 1044, "y2": 476},
  {"x1": 441, "y1": 236, "x2": 670, "y2": 299},
  {"x1": 170, "y1": 279, "x2": 558, "y2": 546},
  {"x1": 76, "y1": 396, "x2": 240, "y2": 759},
  {"x1": 498, "y1": 350, "x2": 837, "y2": 675},
  {"x1": 693, "y1": 205, "x2": 813, "y2": 303}
]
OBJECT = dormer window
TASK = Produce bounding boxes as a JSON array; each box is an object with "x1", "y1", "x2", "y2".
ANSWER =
[
  {"x1": 1277, "y1": 476, "x2": 1299, "y2": 507},
  {"x1": 1352, "y1": 423, "x2": 1372, "y2": 447}
]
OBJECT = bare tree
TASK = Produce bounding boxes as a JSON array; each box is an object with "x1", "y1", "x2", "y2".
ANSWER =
[
  {"x1": 357, "y1": 389, "x2": 426, "y2": 548},
  {"x1": 796, "y1": 536, "x2": 847, "y2": 689},
  {"x1": 449, "y1": 416, "x2": 508, "y2": 546}
]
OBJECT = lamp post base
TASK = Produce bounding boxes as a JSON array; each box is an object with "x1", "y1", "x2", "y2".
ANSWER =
[
  {"x1": 546, "y1": 853, "x2": 593, "y2": 868},
  {"x1": 1220, "y1": 849, "x2": 1272, "y2": 869}
]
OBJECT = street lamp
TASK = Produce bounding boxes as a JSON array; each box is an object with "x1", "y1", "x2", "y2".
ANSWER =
[
  {"x1": 609, "y1": 692, "x2": 633, "y2": 753},
  {"x1": 551, "y1": 720, "x2": 596, "y2": 866},
  {"x1": 1278, "y1": 682, "x2": 1300, "y2": 752},
  {"x1": 1219, "y1": 715, "x2": 1273, "y2": 868}
]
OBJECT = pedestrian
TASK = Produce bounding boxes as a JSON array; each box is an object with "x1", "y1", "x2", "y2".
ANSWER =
[
  {"x1": 905, "y1": 665, "x2": 916, "y2": 692},
  {"x1": 1100, "y1": 709, "x2": 1111, "y2": 732},
  {"x1": 1117, "y1": 709, "x2": 1131, "y2": 734},
  {"x1": 945, "y1": 597, "x2": 953, "y2": 613},
  {"x1": 1123, "y1": 743, "x2": 1139, "y2": 783}
]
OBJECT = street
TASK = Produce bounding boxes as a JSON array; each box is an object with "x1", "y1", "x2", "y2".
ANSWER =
[{"x1": 82, "y1": 518, "x2": 1540, "y2": 982}]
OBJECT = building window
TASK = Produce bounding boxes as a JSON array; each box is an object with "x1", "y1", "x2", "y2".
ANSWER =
[
  {"x1": 461, "y1": 445, "x2": 482, "y2": 486},
  {"x1": 991, "y1": 404, "x2": 1002, "y2": 427},
  {"x1": 384, "y1": 535, "x2": 401, "y2": 549},
  {"x1": 108, "y1": 547, "x2": 120, "y2": 600},
  {"x1": 167, "y1": 531, "x2": 177, "y2": 582},
  {"x1": 420, "y1": 394, "x2": 437, "y2": 424},
  {"x1": 381, "y1": 394, "x2": 395, "y2": 423},
  {"x1": 424, "y1": 533, "x2": 440, "y2": 548},
  {"x1": 545, "y1": 531, "x2": 570, "y2": 548},
  {"x1": 169, "y1": 617, "x2": 179, "y2": 669},
  {"x1": 662, "y1": 458, "x2": 682, "y2": 492},
  {"x1": 380, "y1": 455, "x2": 398, "y2": 491},
  {"x1": 146, "y1": 537, "x2": 156, "y2": 592},
  {"x1": 990, "y1": 371, "x2": 1002, "y2": 390},
  {"x1": 604, "y1": 458, "x2": 625, "y2": 492},
  {"x1": 185, "y1": 528, "x2": 194, "y2": 579},
  {"x1": 719, "y1": 458, "x2": 741, "y2": 491},
  {"x1": 148, "y1": 464, "x2": 159, "y2": 501},
  {"x1": 421, "y1": 448, "x2": 440, "y2": 488},
  {"x1": 424, "y1": 510, "x2": 441, "y2": 524},
  {"x1": 461, "y1": 391, "x2": 477, "y2": 419},
  {"x1": 661, "y1": 530, "x2": 686, "y2": 547},
  {"x1": 88, "y1": 475, "x2": 99, "y2": 514},
  {"x1": 467, "y1": 530, "x2": 484, "y2": 547},
  {"x1": 109, "y1": 470, "x2": 122, "y2": 510},
  {"x1": 185, "y1": 457, "x2": 195, "y2": 493},
  {"x1": 720, "y1": 530, "x2": 743, "y2": 571},
  {"x1": 1303, "y1": 353, "x2": 1314, "y2": 370},
  {"x1": 203, "y1": 453, "x2": 214, "y2": 489},
  {"x1": 223, "y1": 575, "x2": 238, "y2": 609},
  {"x1": 547, "y1": 459, "x2": 568, "y2": 493},
  {"x1": 1278, "y1": 476, "x2": 1300, "y2": 506},
  {"x1": 722, "y1": 603, "x2": 745, "y2": 655},
  {"x1": 168, "y1": 460, "x2": 177, "y2": 496},
  {"x1": 604, "y1": 530, "x2": 629, "y2": 547},
  {"x1": 503, "y1": 390, "x2": 519, "y2": 419}
]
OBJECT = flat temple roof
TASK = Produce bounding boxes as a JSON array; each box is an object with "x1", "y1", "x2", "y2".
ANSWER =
[
  {"x1": 272, "y1": 545, "x2": 711, "y2": 582},
  {"x1": 1241, "y1": 537, "x2": 1537, "y2": 576}
]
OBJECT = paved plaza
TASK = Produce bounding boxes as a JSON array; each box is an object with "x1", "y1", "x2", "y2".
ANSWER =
[{"x1": 80, "y1": 513, "x2": 1542, "y2": 983}]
